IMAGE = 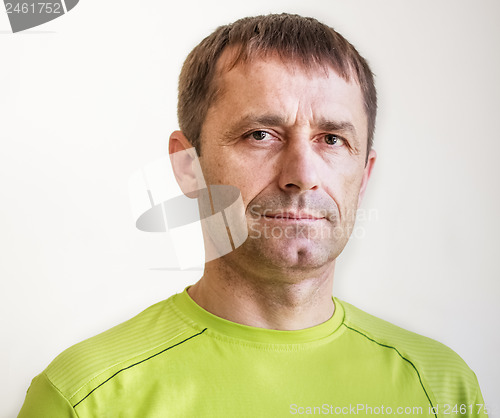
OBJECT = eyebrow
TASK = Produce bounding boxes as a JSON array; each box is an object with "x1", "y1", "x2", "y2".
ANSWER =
[{"x1": 225, "y1": 113, "x2": 360, "y2": 148}]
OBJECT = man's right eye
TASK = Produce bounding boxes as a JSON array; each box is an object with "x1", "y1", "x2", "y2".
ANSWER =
[{"x1": 251, "y1": 131, "x2": 269, "y2": 141}]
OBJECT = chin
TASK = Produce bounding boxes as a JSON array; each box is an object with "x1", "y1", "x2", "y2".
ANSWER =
[{"x1": 245, "y1": 236, "x2": 337, "y2": 271}]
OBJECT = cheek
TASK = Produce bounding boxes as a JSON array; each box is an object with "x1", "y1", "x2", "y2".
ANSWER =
[
  {"x1": 343, "y1": 170, "x2": 364, "y2": 197},
  {"x1": 342, "y1": 176, "x2": 363, "y2": 222},
  {"x1": 200, "y1": 158, "x2": 226, "y2": 183},
  {"x1": 200, "y1": 151, "x2": 269, "y2": 199},
  {"x1": 324, "y1": 163, "x2": 364, "y2": 215}
]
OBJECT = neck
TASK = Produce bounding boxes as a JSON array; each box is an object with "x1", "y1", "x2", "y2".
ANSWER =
[{"x1": 187, "y1": 258, "x2": 336, "y2": 331}]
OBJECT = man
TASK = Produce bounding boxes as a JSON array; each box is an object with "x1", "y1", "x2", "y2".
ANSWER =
[{"x1": 19, "y1": 13, "x2": 487, "y2": 417}]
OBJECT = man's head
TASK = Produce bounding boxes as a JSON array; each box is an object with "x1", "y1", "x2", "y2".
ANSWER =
[
  {"x1": 177, "y1": 13, "x2": 377, "y2": 162},
  {"x1": 170, "y1": 13, "x2": 377, "y2": 275}
]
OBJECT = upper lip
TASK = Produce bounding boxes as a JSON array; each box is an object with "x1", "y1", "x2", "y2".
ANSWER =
[{"x1": 263, "y1": 211, "x2": 325, "y2": 220}]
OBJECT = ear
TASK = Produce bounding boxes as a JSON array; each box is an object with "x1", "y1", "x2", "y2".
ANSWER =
[
  {"x1": 169, "y1": 131, "x2": 206, "y2": 198},
  {"x1": 357, "y1": 148, "x2": 377, "y2": 208}
]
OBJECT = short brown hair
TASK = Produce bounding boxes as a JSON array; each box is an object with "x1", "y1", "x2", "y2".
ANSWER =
[{"x1": 178, "y1": 13, "x2": 377, "y2": 160}]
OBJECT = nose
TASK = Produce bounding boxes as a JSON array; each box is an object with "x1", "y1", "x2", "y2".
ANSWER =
[{"x1": 277, "y1": 139, "x2": 320, "y2": 192}]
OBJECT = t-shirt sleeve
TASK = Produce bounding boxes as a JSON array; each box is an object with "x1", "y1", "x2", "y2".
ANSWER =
[{"x1": 18, "y1": 372, "x2": 78, "y2": 418}]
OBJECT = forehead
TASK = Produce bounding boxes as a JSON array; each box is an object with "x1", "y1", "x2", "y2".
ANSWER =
[{"x1": 207, "y1": 50, "x2": 368, "y2": 142}]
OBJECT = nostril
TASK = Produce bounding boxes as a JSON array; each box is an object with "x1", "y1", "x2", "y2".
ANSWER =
[{"x1": 284, "y1": 183, "x2": 319, "y2": 191}]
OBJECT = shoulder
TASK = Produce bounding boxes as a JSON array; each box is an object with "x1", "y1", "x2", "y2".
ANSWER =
[
  {"x1": 43, "y1": 293, "x2": 199, "y2": 404},
  {"x1": 337, "y1": 298, "x2": 481, "y2": 406}
]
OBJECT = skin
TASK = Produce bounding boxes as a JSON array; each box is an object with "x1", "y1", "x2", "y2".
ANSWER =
[{"x1": 169, "y1": 51, "x2": 376, "y2": 331}]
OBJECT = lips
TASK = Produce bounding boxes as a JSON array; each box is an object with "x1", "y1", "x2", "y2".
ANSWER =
[{"x1": 263, "y1": 212, "x2": 325, "y2": 220}]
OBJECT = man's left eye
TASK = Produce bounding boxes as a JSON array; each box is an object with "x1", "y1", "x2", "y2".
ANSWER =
[{"x1": 324, "y1": 134, "x2": 344, "y2": 146}]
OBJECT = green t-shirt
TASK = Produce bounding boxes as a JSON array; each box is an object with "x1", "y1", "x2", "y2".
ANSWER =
[{"x1": 18, "y1": 288, "x2": 488, "y2": 417}]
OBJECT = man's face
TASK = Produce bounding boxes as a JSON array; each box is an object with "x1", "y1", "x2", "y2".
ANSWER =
[{"x1": 197, "y1": 52, "x2": 375, "y2": 274}]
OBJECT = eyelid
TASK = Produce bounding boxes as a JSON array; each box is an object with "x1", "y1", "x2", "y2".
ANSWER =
[
  {"x1": 323, "y1": 133, "x2": 348, "y2": 145},
  {"x1": 243, "y1": 129, "x2": 277, "y2": 140},
  {"x1": 242, "y1": 130, "x2": 351, "y2": 149}
]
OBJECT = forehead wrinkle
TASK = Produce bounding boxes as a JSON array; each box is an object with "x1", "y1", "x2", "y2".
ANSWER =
[
  {"x1": 211, "y1": 47, "x2": 348, "y2": 110},
  {"x1": 314, "y1": 117, "x2": 359, "y2": 140},
  {"x1": 207, "y1": 51, "x2": 366, "y2": 149}
]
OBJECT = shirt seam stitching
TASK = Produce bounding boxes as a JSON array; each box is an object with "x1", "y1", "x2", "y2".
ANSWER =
[
  {"x1": 67, "y1": 329, "x2": 190, "y2": 402},
  {"x1": 71, "y1": 328, "x2": 207, "y2": 409},
  {"x1": 342, "y1": 323, "x2": 437, "y2": 418}
]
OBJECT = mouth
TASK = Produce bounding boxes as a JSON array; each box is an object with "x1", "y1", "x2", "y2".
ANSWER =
[{"x1": 262, "y1": 212, "x2": 325, "y2": 221}]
